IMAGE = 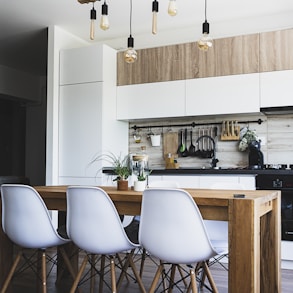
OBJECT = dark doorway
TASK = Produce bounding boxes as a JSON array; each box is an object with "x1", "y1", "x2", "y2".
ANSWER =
[{"x1": 0, "y1": 98, "x2": 26, "y2": 176}]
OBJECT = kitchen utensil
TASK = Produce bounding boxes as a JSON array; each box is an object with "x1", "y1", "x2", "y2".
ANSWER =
[
  {"x1": 196, "y1": 134, "x2": 215, "y2": 158},
  {"x1": 188, "y1": 130, "x2": 196, "y2": 156},
  {"x1": 181, "y1": 128, "x2": 189, "y2": 157},
  {"x1": 177, "y1": 130, "x2": 185, "y2": 155}
]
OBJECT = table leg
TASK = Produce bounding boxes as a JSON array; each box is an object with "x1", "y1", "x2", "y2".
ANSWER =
[
  {"x1": 229, "y1": 199, "x2": 259, "y2": 293},
  {"x1": 229, "y1": 197, "x2": 281, "y2": 293}
]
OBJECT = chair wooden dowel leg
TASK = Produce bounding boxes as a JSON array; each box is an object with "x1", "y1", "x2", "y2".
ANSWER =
[
  {"x1": 139, "y1": 248, "x2": 146, "y2": 278},
  {"x1": 0, "y1": 250, "x2": 22, "y2": 293},
  {"x1": 70, "y1": 255, "x2": 88, "y2": 293},
  {"x1": 149, "y1": 264, "x2": 164, "y2": 293},
  {"x1": 90, "y1": 254, "x2": 96, "y2": 293},
  {"x1": 41, "y1": 251, "x2": 47, "y2": 293},
  {"x1": 110, "y1": 257, "x2": 117, "y2": 293},
  {"x1": 129, "y1": 256, "x2": 146, "y2": 293},
  {"x1": 202, "y1": 261, "x2": 218, "y2": 293},
  {"x1": 168, "y1": 264, "x2": 176, "y2": 293},
  {"x1": 99, "y1": 255, "x2": 105, "y2": 293},
  {"x1": 177, "y1": 265, "x2": 188, "y2": 288},
  {"x1": 190, "y1": 268, "x2": 198, "y2": 293}
]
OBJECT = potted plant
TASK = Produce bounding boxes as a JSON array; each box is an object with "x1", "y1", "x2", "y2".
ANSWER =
[
  {"x1": 90, "y1": 152, "x2": 131, "y2": 191},
  {"x1": 134, "y1": 172, "x2": 147, "y2": 191}
]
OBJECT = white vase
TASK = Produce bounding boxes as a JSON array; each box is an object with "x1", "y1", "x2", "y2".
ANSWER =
[{"x1": 134, "y1": 180, "x2": 146, "y2": 191}]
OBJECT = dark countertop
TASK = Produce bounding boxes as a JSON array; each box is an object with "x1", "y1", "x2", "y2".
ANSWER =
[{"x1": 102, "y1": 167, "x2": 293, "y2": 176}]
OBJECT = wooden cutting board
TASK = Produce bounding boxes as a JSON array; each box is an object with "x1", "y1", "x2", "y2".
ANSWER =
[{"x1": 163, "y1": 132, "x2": 178, "y2": 157}]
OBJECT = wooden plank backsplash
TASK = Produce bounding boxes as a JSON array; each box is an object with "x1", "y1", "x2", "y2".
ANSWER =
[{"x1": 128, "y1": 114, "x2": 293, "y2": 169}]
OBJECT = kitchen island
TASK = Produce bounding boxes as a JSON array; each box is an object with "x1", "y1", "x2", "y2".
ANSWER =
[{"x1": 24, "y1": 186, "x2": 281, "y2": 293}]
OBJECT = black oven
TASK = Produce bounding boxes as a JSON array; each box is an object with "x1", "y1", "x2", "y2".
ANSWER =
[{"x1": 256, "y1": 173, "x2": 293, "y2": 241}]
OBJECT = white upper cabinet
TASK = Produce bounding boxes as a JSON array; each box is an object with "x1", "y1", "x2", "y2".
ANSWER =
[
  {"x1": 60, "y1": 44, "x2": 109, "y2": 85},
  {"x1": 185, "y1": 73, "x2": 260, "y2": 116},
  {"x1": 117, "y1": 80, "x2": 185, "y2": 120},
  {"x1": 260, "y1": 70, "x2": 293, "y2": 107},
  {"x1": 59, "y1": 44, "x2": 128, "y2": 185}
]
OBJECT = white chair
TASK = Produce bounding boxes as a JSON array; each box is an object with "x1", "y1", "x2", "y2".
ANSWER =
[
  {"x1": 139, "y1": 188, "x2": 227, "y2": 293},
  {"x1": 128, "y1": 180, "x2": 180, "y2": 279},
  {"x1": 0, "y1": 184, "x2": 76, "y2": 293},
  {"x1": 66, "y1": 186, "x2": 146, "y2": 293}
]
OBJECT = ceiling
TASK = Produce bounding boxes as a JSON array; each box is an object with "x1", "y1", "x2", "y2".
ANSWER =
[{"x1": 0, "y1": 0, "x2": 293, "y2": 75}]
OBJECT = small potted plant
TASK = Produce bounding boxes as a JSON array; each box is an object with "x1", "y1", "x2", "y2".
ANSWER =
[
  {"x1": 134, "y1": 171, "x2": 147, "y2": 192},
  {"x1": 90, "y1": 152, "x2": 131, "y2": 191}
]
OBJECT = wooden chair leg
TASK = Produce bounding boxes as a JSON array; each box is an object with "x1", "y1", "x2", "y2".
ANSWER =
[
  {"x1": 0, "y1": 250, "x2": 22, "y2": 293},
  {"x1": 90, "y1": 254, "x2": 96, "y2": 293},
  {"x1": 160, "y1": 261, "x2": 168, "y2": 291},
  {"x1": 128, "y1": 254, "x2": 147, "y2": 293},
  {"x1": 110, "y1": 256, "x2": 117, "y2": 293},
  {"x1": 168, "y1": 264, "x2": 176, "y2": 293},
  {"x1": 70, "y1": 255, "x2": 88, "y2": 293},
  {"x1": 190, "y1": 268, "x2": 198, "y2": 293},
  {"x1": 41, "y1": 251, "x2": 47, "y2": 293},
  {"x1": 149, "y1": 263, "x2": 164, "y2": 293},
  {"x1": 202, "y1": 261, "x2": 218, "y2": 293},
  {"x1": 58, "y1": 246, "x2": 78, "y2": 281},
  {"x1": 139, "y1": 248, "x2": 147, "y2": 278},
  {"x1": 177, "y1": 265, "x2": 188, "y2": 287},
  {"x1": 99, "y1": 255, "x2": 105, "y2": 293}
]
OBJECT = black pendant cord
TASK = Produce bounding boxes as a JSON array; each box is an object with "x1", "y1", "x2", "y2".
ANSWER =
[
  {"x1": 205, "y1": 0, "x2": 207, "y2": 22},
  {"x1": 129, "y1": 0, "x2": 133, "y2": 37}
]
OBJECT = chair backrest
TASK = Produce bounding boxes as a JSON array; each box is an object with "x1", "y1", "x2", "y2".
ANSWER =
[
  {"x1": 149, "y1": 180, "x2": 180, "y2": 188},
  {"x1": 139, "y1": 188, "x2": 217, "y2": 264},
  {"x1": 1, "y1": 184, "x2": 65, "y2": 249},
  {"x1": 66, "y1": 186, "x2": 136, "y2": 255}
]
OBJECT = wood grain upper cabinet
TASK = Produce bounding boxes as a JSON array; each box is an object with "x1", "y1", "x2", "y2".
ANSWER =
[
  {"x1": 260, "y1": 70, "x2": 293, "y2": 107},
  {"x1": 185, "y1": 73, "x2": 260, "y2": 116},
  {"x1": 117, "y1": 33, "x2": 259, "y2": 86},
  {"x1": 116, "y1": 80, "x2": 185, "y2": 120},
  {"x1": 260, "y1": 29, "x2": 293, "y2": 72},
  {"x1": 214, "y1": 33, "x2": 259, "y2": 76}
]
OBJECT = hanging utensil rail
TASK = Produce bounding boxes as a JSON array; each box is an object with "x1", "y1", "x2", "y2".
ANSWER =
[{"x1": 131, "y1": 118, "x2": 263, "y2": 131}]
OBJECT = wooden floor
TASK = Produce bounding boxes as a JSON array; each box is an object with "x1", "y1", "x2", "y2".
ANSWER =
[{"x1": 7, "y1": 248, "x2": 293, "y2": 292}]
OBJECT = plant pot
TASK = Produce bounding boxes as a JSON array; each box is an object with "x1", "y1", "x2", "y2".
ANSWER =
[
  {"x1": 150, "y1": 134, "x2": 161, "y2": 147},
  {"x1": 117, "y1": 180, "x2": 128, "y2": 191},
  {"x1": 134, "y1": 180, "x2": 146, "y2": 192}
]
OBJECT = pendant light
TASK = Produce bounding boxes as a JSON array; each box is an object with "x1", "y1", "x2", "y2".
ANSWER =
[
  {"x1": 168, "y1": 0, "x2": 177, "y2": 16},
  {"x1": 152, "y1": 0, "x2": 159, "y2": 35},
  {"x1": 90, "y1": 3, "x2": 97, "y2": 40},
  {"x1": 197, "y1": 0, "x2": 213, "y2": 51},
  {"x1": 124, "y1": 0, "x2": 137, "y2": 64},
  {"x1": 100, "y1": 1, "x2": 110, "y2": 30}
]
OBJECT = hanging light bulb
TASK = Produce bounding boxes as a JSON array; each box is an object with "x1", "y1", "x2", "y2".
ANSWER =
[
  {"x1": 124, "y1": 36, "x2": 137, "y2": 64},
  {"x1": 90, "y1": 4, "x2": 96, "y2": 40},
  {"x1": 197, "y1": 0, "x2": 213, "y2": 51},
  {"x1": 124, "y1": 0, "x2": 137, "y2": 63},
  {"x1": 168, "y1": 0, "x2": 177, "y2": 16},
  {"x1": 152, "y1": 0, "x2": 159, "y2": 35},
  {"x1": 100, "y1": 1, "x2": 110, "y2": 30}
]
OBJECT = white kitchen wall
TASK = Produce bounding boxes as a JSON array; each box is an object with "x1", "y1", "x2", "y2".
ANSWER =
[{"x1": 129, "y1": 113, "x2": 293, "y2": 169}]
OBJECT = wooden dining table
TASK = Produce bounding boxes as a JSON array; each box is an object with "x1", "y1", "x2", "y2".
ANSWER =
[{"x1": 0, "y1": 185, "x2": 281, "y2": 293}]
